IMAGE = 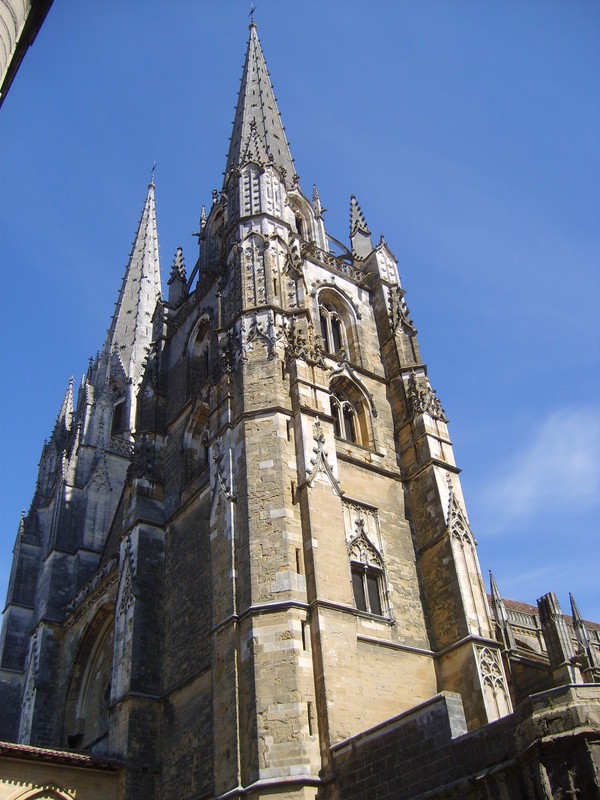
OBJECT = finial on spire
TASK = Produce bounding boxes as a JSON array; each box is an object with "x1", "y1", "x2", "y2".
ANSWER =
[
  {"x1": 150, "y1": 161, "x2": 156, "y2": 187},
  {"x1": 249, "y1": 3, "x2": 257, "y2": 27}
]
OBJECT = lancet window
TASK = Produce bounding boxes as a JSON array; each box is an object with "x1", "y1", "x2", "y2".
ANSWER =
[{"x1": 319, "y1": 302, "x2": 344, "y2": 355}]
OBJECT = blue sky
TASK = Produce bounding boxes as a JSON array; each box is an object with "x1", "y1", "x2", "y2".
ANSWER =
[{"x1": 1, "y1": 1, "x2": 599, "y2": 621}]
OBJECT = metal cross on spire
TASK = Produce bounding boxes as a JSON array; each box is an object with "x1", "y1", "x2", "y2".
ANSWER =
[{"x1": 249, "y1": 3, "x2": 257, "y2": 25}]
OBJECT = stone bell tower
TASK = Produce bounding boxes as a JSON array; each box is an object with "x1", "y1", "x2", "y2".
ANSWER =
[
  {"x1": 0, "y1": 20, "x2": 513, "y2": 800},
  {"x1": 178, "y1": 19, "x2": 512, "y2": 796}
]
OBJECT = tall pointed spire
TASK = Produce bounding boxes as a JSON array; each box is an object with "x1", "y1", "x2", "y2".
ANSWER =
[
  {"x1": 225, "y1": 22, "x2": 296, "y2": 187},
  {"x1": 104, "y1": 178, "x2": 162, "y2": 384}
]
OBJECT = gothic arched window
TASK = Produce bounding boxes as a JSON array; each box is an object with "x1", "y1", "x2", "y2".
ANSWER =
[
  {"x1": 319, "y1": 302, "x2": 344, "y2": 356},
  {"x1": 64, "y1": 607, "x2": 114, "y2": 755},
  {"x1": 351, "y1": 564, "x2": 383, "y2": 616},
  {"x1": 348, "y1": 534, "x2": 387, "y2": 617},
  {"x1": 329, "y1": 378, "x2": 371, "y2": 447},
  {"x1": 316, "y1": 289, "x2": 360, "y2": 363},
  {"x1": 330, "y1": 389, "x2": 358, "y2": 443}
]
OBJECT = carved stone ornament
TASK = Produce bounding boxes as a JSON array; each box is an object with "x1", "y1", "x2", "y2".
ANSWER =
[
  {"x1": 283, "y1": 317, "x2": 326, "y2": 368},
  {"x1": 328, "y1": 360, "x2": 378, "y2": 418},
  {"x1": 242, "y1": 310, "x2": 283, "y2": 360},
  {"x1": 406, "y1": 371, "x2": 448, "y2": 422},
  {"x1": 284, "y1": 236, "x2": 304, "y2": 278},
  {"x1": 66, "y1": 556, "x2": 118, "y2": 614},
  {"x1": 305, "y1": 419, "x2": 342, "y2": 495},
  {"x1": 446, "y1": 474, "x2": 476, "y2": 545},
  {"x1": 348, "y1": 530, "x2": 383, "y2": 569},
  {"x1": 212, "y1": 436, "x2": 237, "y2": 502},
  {"x1": 128, "y1": 434, "x2": 157, "y2": 481},
  {"x1": 476, "y1": 645, "x2": 508, "y2": 693},
  {"x1": 118, "y1": 565, "x2": 135, "y2": 616},
  {"x1": 117, "y1": 534, "x2": 137, "y2": 616},
  {"x1": 389, "y1": 285, "x2": 416, "y2": 335}
]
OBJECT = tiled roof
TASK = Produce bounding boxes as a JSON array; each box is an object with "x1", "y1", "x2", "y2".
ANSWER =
[{"x1": 0, "y1": 740, "x2": 122, "y2": 769}]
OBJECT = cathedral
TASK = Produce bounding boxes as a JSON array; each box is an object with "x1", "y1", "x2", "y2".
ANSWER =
[{"x1": 1, "y1": 21, "x2": 599, "y2": 800}]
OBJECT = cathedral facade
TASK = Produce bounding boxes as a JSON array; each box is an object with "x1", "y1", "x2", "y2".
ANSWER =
[{"x1": 1, "y1": 22, "x2": 599, "y2": 800}]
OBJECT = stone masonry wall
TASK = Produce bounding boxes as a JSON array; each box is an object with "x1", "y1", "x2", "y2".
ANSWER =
[{"x1": 326, "y1": 685, "x2": 600, "y2": 800}]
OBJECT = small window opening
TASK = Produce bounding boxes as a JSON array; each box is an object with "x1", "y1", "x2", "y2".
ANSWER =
[
  {"x1": 112, "y1": 400, "x2": 125, "y2": 434},
  {"x1": 351, "y1": 564, "x2": 384, "y2": 616}
]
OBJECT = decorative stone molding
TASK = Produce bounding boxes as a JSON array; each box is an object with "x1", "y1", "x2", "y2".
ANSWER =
[
  {"x1": 242, "y1": 310, "x2": 283, "y2": 361},
  {"x1": 476, "y1": 644, "x2": 510, "y2": 697},
  {"x1": 348, "y1": 531, "x2": 383, "y2": 569},
  {"x1": 328, "y1": 360, "x2": 378, "y2": 418},
  {"x1": 446, "y1": 475, "x2": 476, "y2": 545},
  {"x1": 304, "y1": 419, "x2": 342, "y2": 496},
  {"x1": 65, "y1": 557, "x2": 118, "y2": 615},
  {"x1": 307, "y1": 245, "x2": 367, "y2": 285},
  {"x1": 310, "y1": 279, "x2": 362, "y2": 320}
]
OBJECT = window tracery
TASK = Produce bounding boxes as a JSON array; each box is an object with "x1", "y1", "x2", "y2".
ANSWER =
[
  {"x1": 343, "y1": 502, "x2": 390, "y2": 619},
  {"x1": 348, "y1": 533, "x2": 386, "y2": 617}
]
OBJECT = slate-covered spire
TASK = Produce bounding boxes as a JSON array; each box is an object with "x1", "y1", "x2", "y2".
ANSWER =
[
  {"x1": 225, "y1": 21, "x2": 296, "y2": 187},
  {"x1": 104, "y1": 178, "x2": 162, "y2": 384},
  {"x1": 349, "y1": 194, "x2": 373, "y2": 259}
]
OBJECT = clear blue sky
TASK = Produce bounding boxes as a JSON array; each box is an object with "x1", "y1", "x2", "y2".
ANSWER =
[{"x1": 1, "y1": 1, "x2": 599, "y2": 620}]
